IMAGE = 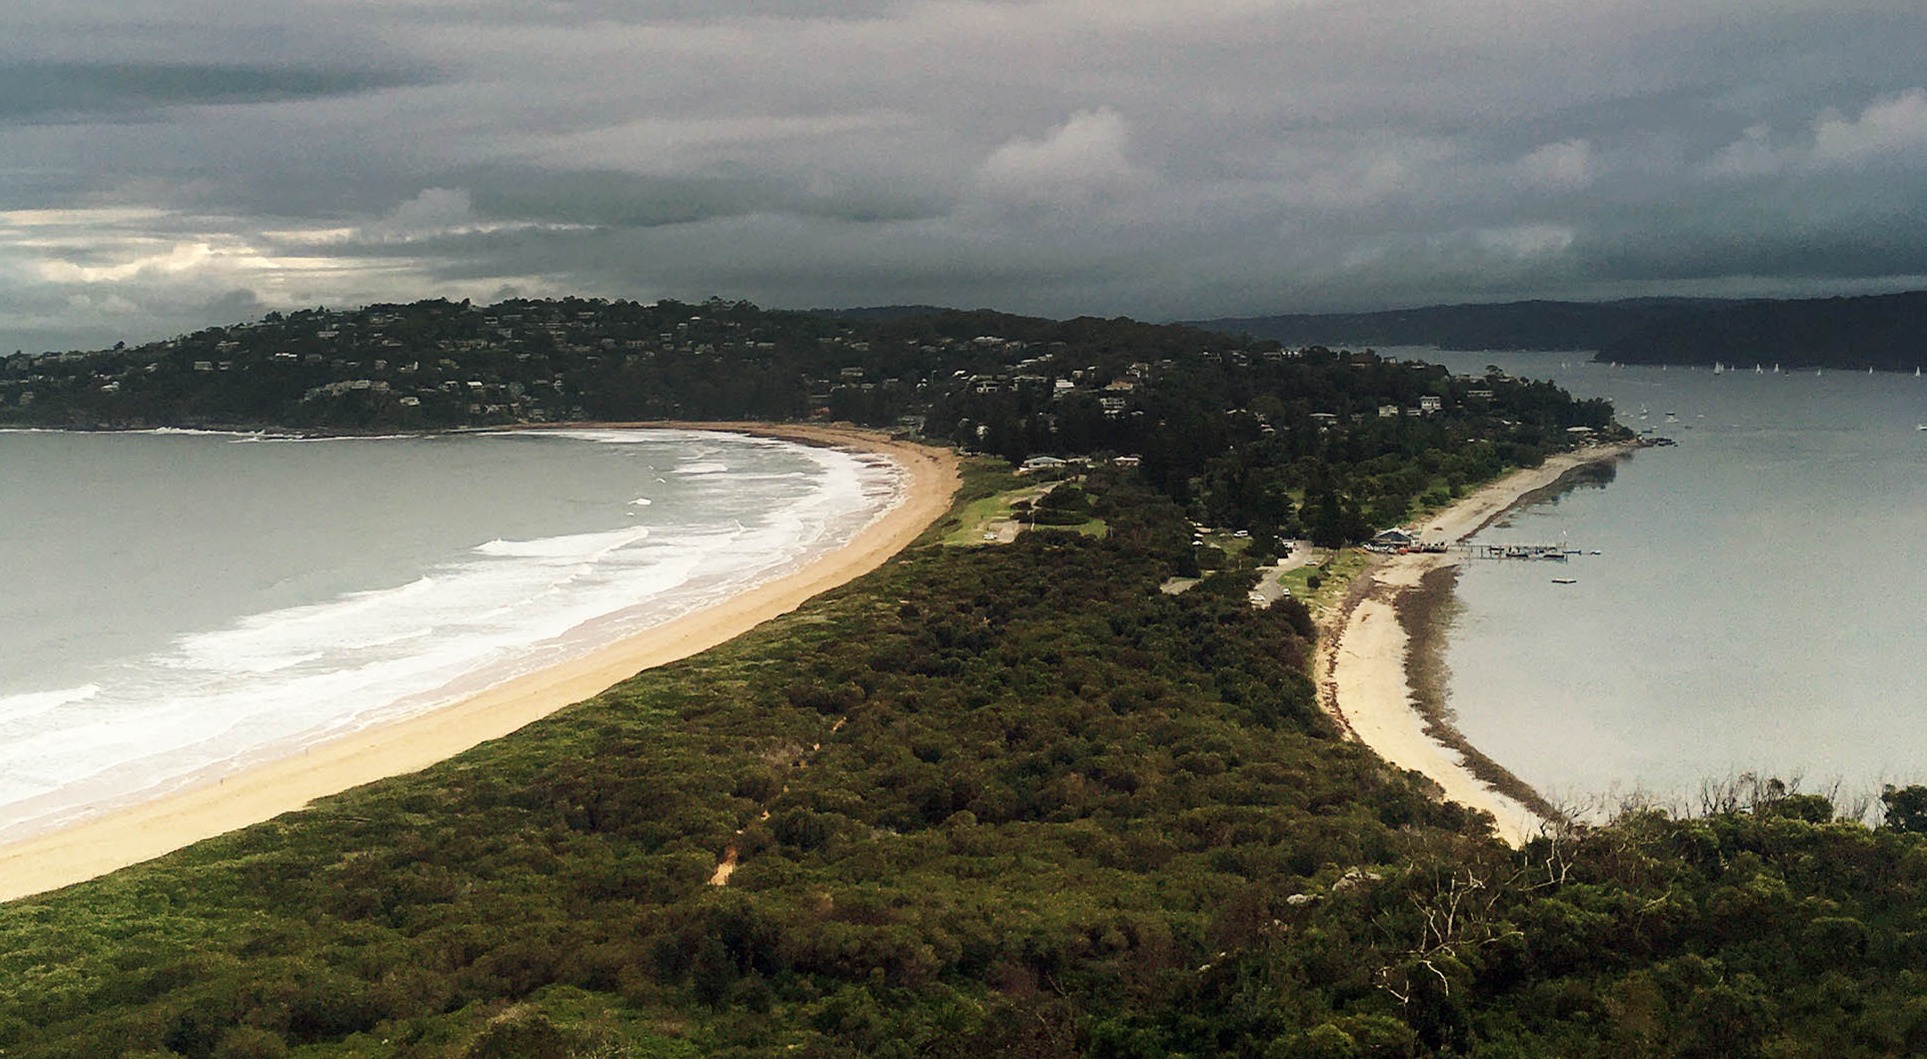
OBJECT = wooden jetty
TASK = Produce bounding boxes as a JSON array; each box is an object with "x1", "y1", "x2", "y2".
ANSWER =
[{"x1": 1455, "y1": 543, "x2": 1578, "y2": 562}]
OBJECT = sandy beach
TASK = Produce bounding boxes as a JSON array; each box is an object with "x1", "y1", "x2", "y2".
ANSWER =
[
  {"x1": 0, "y1": 423, "x2": 959, "y2": 902},
  {"x1": 1317, "y1": 443, "x2": 1640, "y2": 845}
]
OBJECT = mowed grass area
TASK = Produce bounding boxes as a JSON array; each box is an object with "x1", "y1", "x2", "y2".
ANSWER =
[
  {"x1": 921, "y1": 458, "x2": 1019, "y2": 545},
  {"x1": 939, "y1": 486, "x2": 1040, "y2": 545},
  {"x1": 938, "y1": 469, "x2": 1106, "y2": 546},
  {"x1": 1278, "y1": 548, "x2": 1371, "y2": 618}
]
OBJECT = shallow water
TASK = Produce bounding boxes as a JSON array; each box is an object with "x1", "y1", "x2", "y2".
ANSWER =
[
  {"x1": 1402, "y1": 351, "x2": 1927, "y2": 807},
  {"x1": 0, "y1": 428, "x2": 900, "y2": 841}
]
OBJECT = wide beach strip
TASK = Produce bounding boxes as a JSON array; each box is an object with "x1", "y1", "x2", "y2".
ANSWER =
[{"x1": 0, "y1": 425, "x2": 959, "y2": 902}]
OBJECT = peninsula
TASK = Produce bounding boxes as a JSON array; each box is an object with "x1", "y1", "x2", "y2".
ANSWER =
[{"x1": 6, "y1": 301, "x2": 1921, "y2": 1059}]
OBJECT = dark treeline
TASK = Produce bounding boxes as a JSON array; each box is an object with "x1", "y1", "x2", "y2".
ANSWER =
[
  {"x1": 1191, "y1": 300, "x2": 1733, "y2": 354},
  {"x1": 7, "y1": 474, "x2": 1927, "y2": 1057},
  {"x1": 1594, "y1": 290, "x2": 1927, "y2": 371},
  {"x1": 1198, "y1": 290, "x2": 1927, "y2": 372},
  {"x1": 0, "y1": 298, "x2": 1613, "y2": 542}
]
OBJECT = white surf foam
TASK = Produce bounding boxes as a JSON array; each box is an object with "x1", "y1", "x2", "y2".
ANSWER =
[
  {"x1": 0, "y1": 684, "x2": 101, "y2": 725},
  {"x1": 0, "y1": 431, "x2": 906, "y2": 844}
]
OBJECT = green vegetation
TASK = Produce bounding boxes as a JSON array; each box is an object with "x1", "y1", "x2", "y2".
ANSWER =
[
  {"x1": 0, "y1": 483, "x2": 1416, "y2": 1057},
  {"x1": 929, "y1": 461, "x2": 1024, "y2": 546},
  {"x1": 7, "y1": 470, "x2": 1927, "y2": 1056},
  {"x1": 13, "y1": 298, "x2": 1924, "y2": 1056},
  {"x1": 0, "y1": 298, "x2": 1616, "y2": 545},
  {"x1": 939, "y1": 484, "x2": 1045, "y2": 546},
  {"x1": 1199, "y1": 290, "x2": 1927, "y2": 373},
  {"x1": 1270, "y1": 550, "x2": 1369, "y2": 618}
]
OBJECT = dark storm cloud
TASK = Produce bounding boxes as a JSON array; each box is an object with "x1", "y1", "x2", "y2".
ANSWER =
[
  {"x1": 0, "y1": 62, "x2": 424, "y2": 123},
  {"x1": 5, "y1": 0, "x2": 1927, "y2": 351},
  {"x1": 460, "y1": 168, "x2": 947, "y2": 230}
]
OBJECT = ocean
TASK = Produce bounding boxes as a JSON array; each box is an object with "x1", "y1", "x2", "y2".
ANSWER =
[
  {"x1": 1407, "y1": 350, "x2": 1927, "y2": 808},
  {"x1": 0, "y1": 428, "x2": 903, "y2": 844}
]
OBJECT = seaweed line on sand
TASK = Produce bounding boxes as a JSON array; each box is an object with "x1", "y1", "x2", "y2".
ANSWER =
[{"x1": 1396, "y1": 564, "x2": 1563, "y2": 823}]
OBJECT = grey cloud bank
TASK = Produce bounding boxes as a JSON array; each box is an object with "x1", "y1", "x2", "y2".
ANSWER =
[{"x1": 3, "y1": 0, "x2": 1925, "y2": 352}]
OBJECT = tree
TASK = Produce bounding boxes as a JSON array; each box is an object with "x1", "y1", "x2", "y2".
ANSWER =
[{"x1": 1882, "y1": 784, "x2": 1927, "y2": 832}]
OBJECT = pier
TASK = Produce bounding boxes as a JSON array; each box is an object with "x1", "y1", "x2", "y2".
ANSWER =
[{"x1": 1455, "y1": 542, "x2": 1581, "y2": 562}]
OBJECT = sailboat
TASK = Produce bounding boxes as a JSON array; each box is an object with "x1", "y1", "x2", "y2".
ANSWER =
[{"x1": 1713, "y1": 362, "x2": 1725, "y2": 375}]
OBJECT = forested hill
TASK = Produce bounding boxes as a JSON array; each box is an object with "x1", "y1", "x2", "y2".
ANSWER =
[
  {"x1": 1198, "y1": 289, "x2": 1927, "y2": 371},
  {"x1": 1593, "y1": 290, "x2": 1927, "y2": 370},
  {"x1": 1191, "y1": 299, "x2": 1729, "y2": 353},
  {"x1": 0, "y1": 296, "x2": 1614, "y2": 544}
]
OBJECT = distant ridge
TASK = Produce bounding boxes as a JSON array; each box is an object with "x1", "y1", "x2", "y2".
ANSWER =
[
  {"x1": 1191, "y1": 298, "x2": 1731, "y2": 353},
  {"x1": 808, "y1": 304, "x2": 959, "y2": 321},
  {"x1": 1195, "y1": 290, "x2": 1927, "y2": 370},
  {"x1": 1595, "y1": 289, "x2": 1927, "y2": 371}
]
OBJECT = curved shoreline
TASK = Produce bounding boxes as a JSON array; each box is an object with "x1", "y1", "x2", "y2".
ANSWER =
[
  {"x1": 0, "y1": 423, "x2": 960, "y2": 902},
  {"x1": 1316, "y1": 442, "x2": 1640, "y2": 845}
]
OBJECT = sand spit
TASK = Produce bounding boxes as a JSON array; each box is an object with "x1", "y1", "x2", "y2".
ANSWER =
[{"x1": 1317, "y1": 443, "x2": 1640, "y2": 845}]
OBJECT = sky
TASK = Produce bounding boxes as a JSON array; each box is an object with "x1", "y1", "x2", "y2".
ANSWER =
[{"x1": 4, "y1": 0, "x2": 1927, "y2": 352}]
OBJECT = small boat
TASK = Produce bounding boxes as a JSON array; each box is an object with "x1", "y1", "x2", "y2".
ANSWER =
[{"x1": 1552, "y1": 578, "x2": 1577, "y2": 585}]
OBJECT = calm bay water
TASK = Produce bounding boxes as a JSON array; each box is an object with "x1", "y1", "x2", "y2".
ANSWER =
[
  {"x1": 0, "y1": 429, "x2": 901, "y2": 842},
  {"x1": 1406, "y1": 350, "x2": 1927, "y2": 805}
]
